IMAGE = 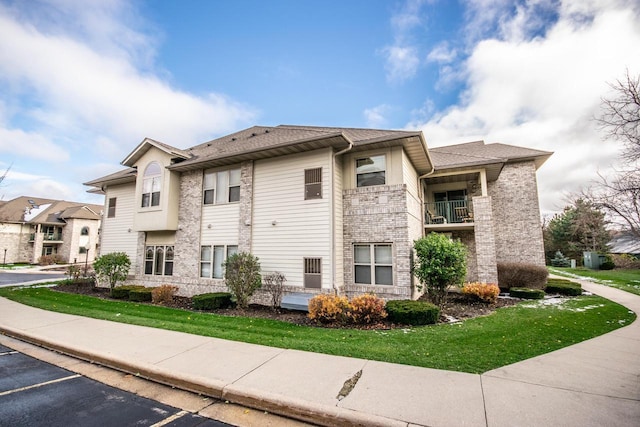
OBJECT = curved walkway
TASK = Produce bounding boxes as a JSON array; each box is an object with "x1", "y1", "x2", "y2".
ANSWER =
[{"x1": 0, "y1": 278, "x2": 638, "y2": 426}]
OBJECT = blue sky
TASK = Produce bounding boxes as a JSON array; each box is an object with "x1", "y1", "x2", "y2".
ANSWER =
[{"x1": 1, "y1": 0, "x2": 639, "y2": 218}]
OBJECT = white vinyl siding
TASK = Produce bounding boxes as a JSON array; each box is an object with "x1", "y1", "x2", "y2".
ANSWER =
[
  {"x1": 333, "y1": 155, "x2": 344, "y2": 288},
  {"x1": 402, "y1": 149, "x2": 424, "y2": 243},
  {"x1": 252, "y1": 149, "x2": 332, "y2": 288},
  {"x1": 201, "y1": 203, "x2": 240, "y2": 244},
  {"x1": 100, "y1": 183, "x2": 139, "y2": 271}
]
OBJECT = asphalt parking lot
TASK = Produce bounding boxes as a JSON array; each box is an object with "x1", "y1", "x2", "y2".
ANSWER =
[{"x1": 0, "y1": 343, "x2": 232, "y2": 427}]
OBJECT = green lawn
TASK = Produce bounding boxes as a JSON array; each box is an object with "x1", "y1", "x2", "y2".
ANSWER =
[
  {"x1": 0, "y1": 286, "x2": 635, "y2": 374},
  {"x1": 549, "y1": 267, "x2": 640, "y2": 296}
]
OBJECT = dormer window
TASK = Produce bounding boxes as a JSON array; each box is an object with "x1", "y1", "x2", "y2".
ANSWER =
[{"x1": 142, "y1": 162, "x2": 162, "y2": 207}]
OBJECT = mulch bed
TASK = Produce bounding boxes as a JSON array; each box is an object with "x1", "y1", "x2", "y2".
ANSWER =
[{"x1": 52, "y1": 283, "x2": 521, "y2": 330}]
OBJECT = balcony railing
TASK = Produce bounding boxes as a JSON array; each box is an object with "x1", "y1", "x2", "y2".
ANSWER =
[
  {"x1": 425, "y1": 200, "x2": 474, "y2": 225},
  {"x1": 43, "y1": 233, "x2": 63, "y2": 241}
]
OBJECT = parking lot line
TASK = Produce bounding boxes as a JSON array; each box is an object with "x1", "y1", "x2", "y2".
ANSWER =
[
  {"x1": 0, "y1": 374, "x2": 81, "y2": 397},
  {"x1": 150, "y1": 410, "x2": 189, "y2": 427}
]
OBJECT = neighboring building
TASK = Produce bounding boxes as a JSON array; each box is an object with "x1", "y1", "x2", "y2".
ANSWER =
[
  {"x1": 608, "y1": 231, "x2": 640, "y2": 257},
  {"x1": 85, "y1": 125, "x2": 551, "y2": 301},
  {"x1": 0, "y1": 196, "x2": 103, "y2": 265}
]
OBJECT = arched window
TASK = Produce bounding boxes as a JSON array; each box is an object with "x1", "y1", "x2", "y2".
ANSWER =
[
  {"x1": 80, "y1": 226, "x2": 89, "y2": 236},
  {"x1": 142, "y1": 162, "x2": 162, "y2": 207}
]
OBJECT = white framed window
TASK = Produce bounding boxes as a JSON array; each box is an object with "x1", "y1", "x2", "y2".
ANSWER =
[
  {"x1": 203, "y1": 168, "x2": 241, "y2": 205},
  {"x1": 356, "y1": 155, "x2": 386, "y2": 187},
  {"x1": 354, "y1": 244, "x2": 393, "y2": 285},
  {"x1": 200, "y1": 244, "x2": 238, "y2": 278},
  {"x1": 304, "y1": 168, "x2": 322, "y2": 200},
  {"x1": 107, "y1": 198, "x2": 116, "y2": 218},
  {"x1": 144, "y1": 245, "x2": 174, "y2": 276},
  {"x1": 142, "y1": 162, "x2": 162, "y2": 207}
]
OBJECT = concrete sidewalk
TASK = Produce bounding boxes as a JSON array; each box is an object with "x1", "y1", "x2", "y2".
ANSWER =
[{"x1": 0, "y1": 279, "x2": 638, "y2": 427}]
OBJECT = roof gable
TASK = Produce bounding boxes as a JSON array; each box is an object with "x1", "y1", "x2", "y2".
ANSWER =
[{"x1": 122, "y1": 138, "x2": 192, "y2": 167}]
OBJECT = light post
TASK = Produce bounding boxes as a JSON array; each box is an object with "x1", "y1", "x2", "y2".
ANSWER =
[
  {"x1": 84, "y1": 244, "x2": 90, "y2": 277},
  {"x1": 3, "y1": 248, "x2": 6, "y2": 266}
]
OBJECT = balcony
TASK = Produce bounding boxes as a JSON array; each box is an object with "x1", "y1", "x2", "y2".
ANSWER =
[
  {"x1": 43, "y1": 233, "x2": 63, "y2": 242},
  {"x1": 425, "y1": 200, "x2": 474, "y2": 230}
]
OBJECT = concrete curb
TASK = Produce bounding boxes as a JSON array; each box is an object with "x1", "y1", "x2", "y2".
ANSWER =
[{"x1": 0, "y1": 325, "x2": 405, "y2": 427}]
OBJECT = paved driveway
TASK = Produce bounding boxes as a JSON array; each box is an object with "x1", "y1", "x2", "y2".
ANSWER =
[{"x1": 0, "y1": 271, "x2": 65, "y2": 287}]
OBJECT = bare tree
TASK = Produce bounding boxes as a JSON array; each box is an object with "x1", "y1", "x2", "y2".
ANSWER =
[
  {"x1": 598, "y1": 69, "x2": 640, "y2": 162},
  {"x1": 587, "y1": 70, "x2": 640, "y2": 238}
]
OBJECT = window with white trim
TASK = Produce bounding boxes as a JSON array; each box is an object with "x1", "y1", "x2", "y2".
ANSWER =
[
  {"x1": 304, "y1": 168, "x2": 322, "y2": 200},
  {"x1": 107, "y1": 198, "x2": 116, "y2": 218},
  {"x1": 200, "y1": 245, "x2": 238, "y2": 278},
  {"x1": 203, "y1": 168, "x2": 241, "y2": 205},
  {"x1": 354, "y1": 244, "x2": 393, "y2": 285},
  {"x1": 142, "y1": 162, "x2": 162, "y2": 207},
  {"x1": 356, "y1": 155, "x2": 386, "y2": 187},
  {"x1": 144, "y1": 245, "x2": 174, "y2": 276}
]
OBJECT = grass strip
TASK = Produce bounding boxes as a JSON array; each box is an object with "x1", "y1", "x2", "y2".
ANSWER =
[
  {"x1": 0, "y1": 286, "x2": 635, "y2": 374},
  {"x1": 549, "y1": 267, "x2": 640, "y2": 296}
]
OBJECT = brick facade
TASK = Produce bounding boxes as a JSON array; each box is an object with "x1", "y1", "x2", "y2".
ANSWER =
[
  {"x1": 488, "y1": 161, "x2": 546, "y2": 267},
  {"x1": 342, "y1": 184, "x2": 413, "y2": 299}
]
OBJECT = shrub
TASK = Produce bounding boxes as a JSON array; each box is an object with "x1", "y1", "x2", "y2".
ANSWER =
[
  {"x1": 347, "y1": 294, "x2": 387, "y2": 324},
  {"x1": 611, "y1": 253, "x2": 640, "y2": 269},
  {"x1": 497, "y1": 262, "x2": 548, "y2": 290},
  {"x1": 224, "y1": 252, "x2": 261, "y2": 309},
  {"x1": 599, "y1": 254, "x2": 615, "y2": 270},
  {"x1": 152, "y1": 285, "x2": 179, "y2": 304},
  {"x1": 385, "y1": 300, "x2": 440, "y2": 325},
  {"x1": 129, "y1": 288, "x2": 153, "y2": 302},
  {"x1": 414, "y1": 233, "x2": 467, "y2": 309},
  {"x1": 192, "y1": 292, "x2": 234, "y2": 310},
  {"x1": 545, "y1": 279, "x2": 582, "y2": 296},
  {"x1": 308, "y1": 294, "x2": 350, "y2": 324},
  {"x1": 262, "y1": 271, "x2": 286, "y2": 310},
  {"x1": 550, "y1": 251, "x2": 571, "y2": 267},
  {"x1": 111, "y1": 285, "x2": 146, "y2": 300},
  {"x1": 93, "y1": 252, "x2": 131, "y2": 295},
  {"x1": 461, "y1": 282, "x2": 500, "y2": 304},
  {"x1": 38, "y1": 255, "x2": 61, "y2": 266},
  {"x1": 510, "y1": 287, "x2": 545, "y2": 299}
]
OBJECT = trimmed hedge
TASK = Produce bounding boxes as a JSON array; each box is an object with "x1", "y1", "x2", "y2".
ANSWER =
[
  {"x1": 192, "y1": 292, "x2": 234, "y2": 310},
  {"x1": 111, "y1": 285, "x2": 146, "y2": 299},
  {"x1": 385, "y1": 300, "x2": 440, "y2": 325},
  {"x1": 544, "y1": 279, "x2": 582, "y2": 296},
  {"x1": 129, "y1": 288, "x2": 153, "y2": 302},
  {"x1": 510, "y1": 287, "x2": 545, "y2": 300},
  {"x1": 497, "y1": 262, "x2": 549, "y2": 290}
]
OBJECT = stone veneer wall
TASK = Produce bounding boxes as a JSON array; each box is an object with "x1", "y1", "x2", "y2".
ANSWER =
[
  {"x1": 488, "y1": 161, "x2": 546, "y2": 267},
  {"x1": 342, "y1": 184, "x2": 413, "y2": 299},
  {"x1": 0, "y1": 226, "x2": 32, "y2": 264},
  {"x1": 238, "y1": 161, "x2": 253, "y2": 252},
  {"x1": 451, "y1": 229, "x2": 477, "y2": 282},
  {"x1": 472, "y1": 196, "x2": 498, "y2": 283}
]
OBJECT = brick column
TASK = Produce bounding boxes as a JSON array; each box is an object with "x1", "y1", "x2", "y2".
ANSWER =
[
  {"x1": 238, "y1": 161, "x2": 254, "y2": 252},
  {"x1": 472, "y1": 196, "x2": 498, "y2": 283},
  {"x1": 174, "y1": 170, "x2": 203, "y2": 278}
]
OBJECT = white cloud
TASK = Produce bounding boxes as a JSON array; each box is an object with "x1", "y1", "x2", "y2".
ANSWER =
[
  {"x1": 427, "y1": 41, "x2": 457, "y2": 64},
  {"x1": 380, "y1": 0, "x2": 428, "y2": 83},
  {"x1": 364, "y1": 104, "x2": 393, "y2": 128},
  {"x1": 0, "y1": 2, "x2": 256, "y2": 157},
  {"x1": 410, "y1": 0, "x2": 640, "y2": 216}
]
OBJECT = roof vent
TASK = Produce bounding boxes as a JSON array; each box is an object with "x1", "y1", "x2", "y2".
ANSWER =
[
  {"x1": 207, "y1": 143, "x2": 211, "y2": 147},
  {"x1": 265, "y1": 129, "x2": 270, "y2": 133},
  {"x1": 251, "y1": 133, "x2": 257, "y2": 137},
  {"x1": 231, "y1": 137, "x2": 236, "y2": 141}
]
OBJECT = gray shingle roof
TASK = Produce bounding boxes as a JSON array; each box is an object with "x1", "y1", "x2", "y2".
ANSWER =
[
  {"x1": 430, "y1": 141, "x2": 552, "y2": 170},
  {"x1": 0, "y1": 196, "x2": 102, "y2": 224}
]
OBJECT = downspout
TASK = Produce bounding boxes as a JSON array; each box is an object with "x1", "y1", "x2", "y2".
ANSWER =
[
  {"x1": 331, "y1": 136, "x2": 353, "y2": 295},
  {"x1": 415, "y1": 133, "x2": 435, "y2": 299}
]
